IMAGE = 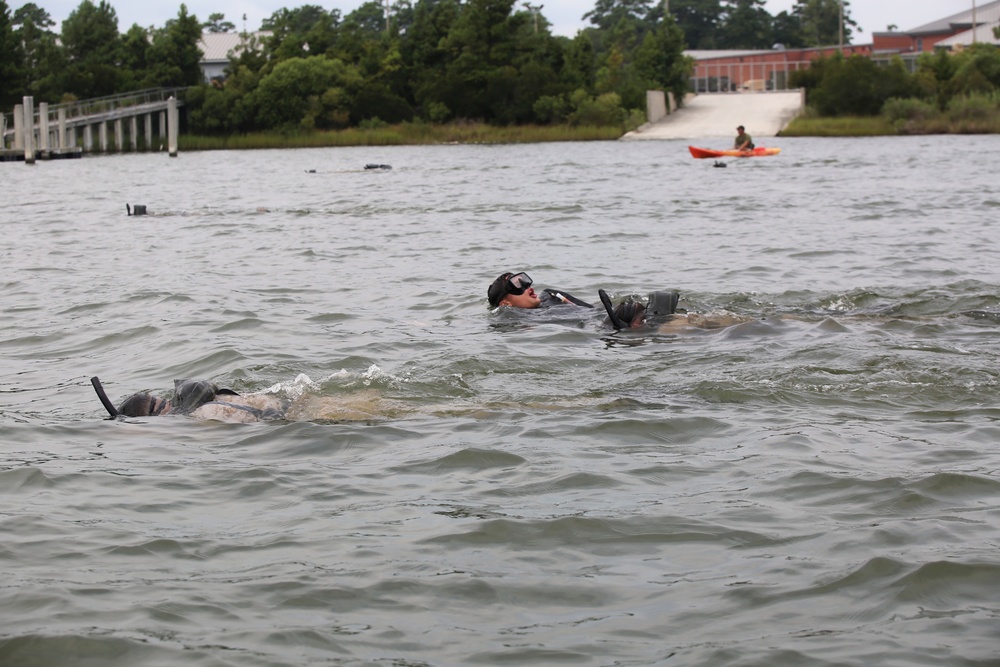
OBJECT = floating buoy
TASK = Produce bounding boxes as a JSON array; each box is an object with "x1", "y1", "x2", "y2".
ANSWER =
[{"x1": 126, "y1": 204, "x2": 147, "y2": 216}]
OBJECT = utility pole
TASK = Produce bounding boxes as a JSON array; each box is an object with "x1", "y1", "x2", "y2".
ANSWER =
[
  {"x1": 972, "y1": 0, "x2": 978, "y2": 44},
  {"x1": 838, "y1": 0, "x2": 844, "y2": 52},
  {"x1": 523, "y1": 2, "x2": 543, "y2": 34}
]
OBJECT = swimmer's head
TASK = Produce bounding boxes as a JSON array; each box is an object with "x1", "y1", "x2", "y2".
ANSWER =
[
  {"x1": 613, "y1": 300, "x2": 647, "y2": 328},
  {"x1": 173, "y1": 379, "x2": 220, "y2": 413},
  {"x1": 488, "y1": 271, "x2": 540, "y2": 309},
  {"x1": 117, "y1": 392, "x2": 172, "y2": 417}
]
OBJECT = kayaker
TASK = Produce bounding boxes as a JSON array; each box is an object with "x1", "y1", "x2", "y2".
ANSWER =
[
  {"x1": 734, "y1": 125, "x2": 754, "y2": 151},
  {"x1": 487, "y1": 271, "x2": 593, "y2": 309}
]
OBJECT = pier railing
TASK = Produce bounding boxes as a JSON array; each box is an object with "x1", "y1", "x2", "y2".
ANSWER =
[
  {"x1": 689, "y1": 60, "x2": 812, "y2": 93},
  {"x1": 2, "y1": 87, "x2": 186, "y2": 137},
  {"x1": 2, "y1": 88, "x2": 186, "y2": 160}
]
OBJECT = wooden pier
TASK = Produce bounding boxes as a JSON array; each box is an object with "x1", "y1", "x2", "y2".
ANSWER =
[{"x1": 1, "y1": 88, "x2": 185, "y2": 163}]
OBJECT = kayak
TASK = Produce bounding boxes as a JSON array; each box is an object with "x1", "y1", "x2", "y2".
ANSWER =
[{"x1": 689, "y1": 146, "x2": 781, "y2": 159}]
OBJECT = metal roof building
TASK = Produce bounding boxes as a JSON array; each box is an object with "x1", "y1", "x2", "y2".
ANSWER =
[{"x1": 198, "y1": 32, "x2": 272, "y2": 81}]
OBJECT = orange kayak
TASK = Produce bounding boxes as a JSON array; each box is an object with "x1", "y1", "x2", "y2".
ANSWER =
[{"x1": 689, "y1": 145, "x2": 781, "y2": 159}]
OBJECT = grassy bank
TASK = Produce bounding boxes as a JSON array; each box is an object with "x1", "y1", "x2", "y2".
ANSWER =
[
  {"x1": 781, "y1": 94, "x2": 1000, "y2": 137},
  {"x1": 779, "y1": 115, "x2": 895, "y2": 137},
  {"x1": 179, "y1": 122, "x2": 624, "y2": 150}
]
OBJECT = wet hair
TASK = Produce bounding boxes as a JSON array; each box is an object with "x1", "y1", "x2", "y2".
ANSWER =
[
  {"x1": 613, "y1": 301, "x2": 647, "y2": 328},
  {"x1": 737, "y1": 125, "x2": 745, "y2": 131},
  {"x1": 117, "y1": 392, "x2": 170, "y2": 417},
  {"x1": 173, "y1": 379, "x2": 220, "y2": 413},
  {"x1": 488, "y1": 273, "x2": 512, "y2": 307}
]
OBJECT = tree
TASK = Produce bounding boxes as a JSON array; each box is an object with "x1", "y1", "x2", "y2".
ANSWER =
[
  {"x1": 633, "y1": 13, "x2": 691, "y2": 106},
  {"x1": 435, "y1": 0, "x2": 528, "y2": 121},
  {"x1": 119, "y1": 24, "x2": 151, "y2": 90},
  {"x1": 716, "y1": 0, "x2": 772, "y2": 49},
  {"x1": 402, "y1": 0, "x2": 461, "y2": 117},
  {"x1": 12, "y1": 3, "x2": 62, "y2": 100},
  {"x1": 143, "y1": 4, "x2": 204, "y2": 87},
  {"x1": 667, "y1": 0, "x2": 721, "y2": 49},
  {"x1": 770, "y1": 10, "x2": 804, "y2": 48},
  {"x1": 793, "y1": 0, "x2": 858, "y2": 47},
  {"x1": 584, "y1": 0, "x2": 654, "y2": 32},
  {"x1": 263, "y1": 5, "x2": 341, "y2": 62},
  {"x1": 948, "y1": 43, "x2": 1000, "y2": 98},
  {"x1": 802, "y1": 53, "x2": 919, "y2": 116},
  {"x1": 247, "y1": 55, "x2": 362, "y2": 129},
  {"x1": 60, "y1": 0, "x2": 122, "y2": 98},
  {"x1": 202, "y1": 12, "x2": 235, "y2": 33},
  {"x1": 0, "y1": 0, "x2": 25, "y2": 107}
]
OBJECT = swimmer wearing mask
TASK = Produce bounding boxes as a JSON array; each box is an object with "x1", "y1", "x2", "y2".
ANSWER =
[{"x1": 487, "y1": 271, "x2": 594, "y2": 309}]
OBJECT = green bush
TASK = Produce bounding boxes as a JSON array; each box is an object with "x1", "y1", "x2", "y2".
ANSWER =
[
  {"x1": 882, "y1": 97, "x2": 940, "y2": 124},
  {"x1": 944, "y1": 92, "x2": 1000, "y2": 132},
  {"x1": 947, "y1": 92, "x2": 1000, "y2": 122},
  {"x1": 567, "y1": 91, "x2": 625, "y2": 127},
  {"x1": 533, "y1": 94, "x2": 571, "y2": 124}
]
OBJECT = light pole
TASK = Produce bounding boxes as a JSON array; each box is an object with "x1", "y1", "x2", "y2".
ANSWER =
[
  {"x1": 523, "y1": 2, "x2": 543, "y2": 34},
  {"x1": 838, "y1": 0, "x2": 844, "y2": 51},
  {"x1": 972, "y1": 0, "x2": 978, "y2": 44}
]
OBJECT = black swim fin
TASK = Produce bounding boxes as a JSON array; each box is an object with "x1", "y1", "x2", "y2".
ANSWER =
[
  {"x1": 647, "y1": 291, "x2": 680, "y2": 316},
  {"x1": 599, "y1": 289, "x2": 628, "y2": 330}
]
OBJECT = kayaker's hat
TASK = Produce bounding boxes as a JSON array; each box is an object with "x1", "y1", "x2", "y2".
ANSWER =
[{"x1": 488, "y1": 272, "x2": 533, "y2": 307}]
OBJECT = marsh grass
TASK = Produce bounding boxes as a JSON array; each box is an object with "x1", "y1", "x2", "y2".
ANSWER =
[
  {"x1": 780, "y1": 115, "x2": 895, "y2": 136},
  {"x1": 179, "y1": 122, "x2": 623, "y2": 151},
  {"x1": 782, "y1": 94, "x2": 1000, "y2": 137}
]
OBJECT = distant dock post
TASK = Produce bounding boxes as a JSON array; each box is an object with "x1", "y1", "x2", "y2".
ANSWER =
[
  {"x1": 22, "y1": 96, "x2": 35, "y2": 165},
  {"x1": 12, "y1": 104, "x2": 22, "y2": 150},
  {"x1": 58, "y1": 107, "x2": 68, "y2": 149},
  {"x1": 167, "y1": 96, "x2": 178, "y2": 157},
  {"x1": 38, "y1": 102, "x2": 50, "y2": 154}
]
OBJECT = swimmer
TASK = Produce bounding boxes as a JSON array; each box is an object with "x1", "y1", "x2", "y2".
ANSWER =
[
  {"x1": 599, "y1": 289, "x2": 751, "y2": 332},
  {"x1": 96, "y1": 377, "x2": 413, "y2": 424},
  {"x1": 109, "y1": 378, "x2": 288, "y2": 423},
  {"x1": 600, "y1": 289, "x2": 679, "y2": 329},
  {"x1": 488, "y1": 271, "x2": 594, "y2": 309}
]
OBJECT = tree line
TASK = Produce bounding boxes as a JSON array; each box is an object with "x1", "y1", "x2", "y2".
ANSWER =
[
  {"x1": 0, "y1": 0, "x2": 881, "y2": 134},
  {"x1": 792, "y1": 44, "x2": 1000, "y2": 124}
]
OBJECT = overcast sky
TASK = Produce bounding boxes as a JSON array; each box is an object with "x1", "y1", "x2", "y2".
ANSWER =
[{"x1": 25, "y1": 0, "x2": 980, "y2": 44}]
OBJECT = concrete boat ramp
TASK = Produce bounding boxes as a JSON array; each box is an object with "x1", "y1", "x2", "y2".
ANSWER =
[{"x1": 622, "y1": 91, "x2": 804, "y2": 141}]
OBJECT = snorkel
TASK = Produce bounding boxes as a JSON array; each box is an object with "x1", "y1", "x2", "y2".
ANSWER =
[
  {"x1": 599, "y1": 289, "x2": 630, "y2": 330},
  {"x1": 91, "y1": 376, "x2": 119, "y2": 418}
]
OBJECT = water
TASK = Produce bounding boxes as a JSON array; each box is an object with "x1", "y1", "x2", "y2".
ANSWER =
[{"x1": 2, "y1": 136, "x2": 1000, "y2": 666}]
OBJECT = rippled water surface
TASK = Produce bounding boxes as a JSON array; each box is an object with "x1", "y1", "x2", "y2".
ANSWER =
[{"x1": 2, "y1": 136, "x2": 1000, "y2": 666}]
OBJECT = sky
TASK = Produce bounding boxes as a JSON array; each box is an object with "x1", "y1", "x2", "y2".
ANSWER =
[{"x1": 23, "y1": 0, "x2": 982, "y2": 44}]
